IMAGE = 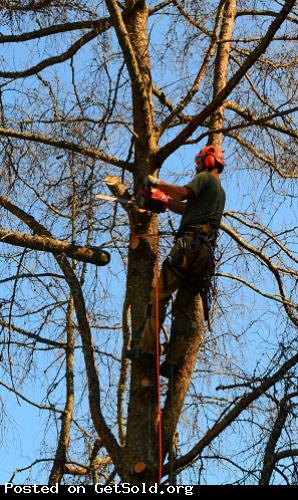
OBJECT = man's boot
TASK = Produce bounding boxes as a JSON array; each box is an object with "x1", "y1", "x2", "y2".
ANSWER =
[{"x1": 160, "y1": 334, "x2": 187, "y2": 378}]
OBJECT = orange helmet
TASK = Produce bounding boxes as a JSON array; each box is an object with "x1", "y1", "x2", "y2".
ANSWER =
[{"x1": 195, "y1": 145, "x2": 224, "y2": 172}]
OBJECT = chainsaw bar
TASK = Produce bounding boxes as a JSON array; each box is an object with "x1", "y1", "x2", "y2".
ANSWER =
[
  {"x1": 97, "y1": 188, "x2": 168, "y2": 213},
  {"x1": 96, "y1": 193, "x2": 137, "y2": 206}
]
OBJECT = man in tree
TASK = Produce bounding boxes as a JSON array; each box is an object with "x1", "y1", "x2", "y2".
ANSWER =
[{"x1": 129, "y1": 145, "x2": 226, "y2": 377}]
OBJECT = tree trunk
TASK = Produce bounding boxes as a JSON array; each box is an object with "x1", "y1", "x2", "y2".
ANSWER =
[
  {"x1": 162, "y1": 291, "x2": 205, "y2": 461},
  {"x1": 209, "y1": 0, "x2": 237, "y2": 146},
  {"x1": 124, "y1": 212, "x2": 160, "y2": 483},
  {"x1": 104, "y1": 1, "x2": 161, "y2": 482}
]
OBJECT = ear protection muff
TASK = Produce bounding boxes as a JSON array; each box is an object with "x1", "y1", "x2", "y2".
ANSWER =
[
  {"x1": 195, "y1": 145, "x2": 225, "y2": 172},
  {"x1": 204, "y1": 155, "x2": 216, "y2": 168}
]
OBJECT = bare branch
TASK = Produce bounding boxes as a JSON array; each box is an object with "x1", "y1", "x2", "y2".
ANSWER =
[
  {"x1": 158, "y1": 0, "x2": 225, "y2": 136},
  {"x1": 149, "y1": 0, "x2": 173, "y2": 15},
  {"x1": 64, "y1": 456, "x2": 111, "y2": 476},
  {"x1": 221, "y1": 221, "x2": 298, "y2": 327},
  {"x1": 208, "y1": 0, "x2": 237, "y2": 147},
  {"x1": 226, "y1": 131, "x2": 298, "y2": 178},
  {"x1": 170, "y1": 351, "x2": 298, "y2": 474},
  {"x1": 157, "y1": 0, "x2": 297, "y2": 163},
  {"x1": 0, "y1": 18, "x2": 112, "y2": 43},
  {"x1": 0, "y1": 0, "x2": 54, "y2": 10},
  {"x1": 218, "y1": 273, "x2": 296, "y2": 307},
  {"x1": 236, "y1": 9, "x2": 298, "y2": 26},
  {"x1": 172, "y1": 1, "x2": 211, "y2": 36},
  {"x1": 0, "y1": 227, "x2": 110, "y2": 266},
  {"x1": 0, "y1": 319, "x2": 66, "y2": 348},
  {"x1": 260, "y1": 396, "x2": 292, "y2": 485},
  {"x1": 0, "y1": 30, "x2": 99, "y2": 80},
  {"x1": 117, "y1": 299, "x2": 130, "y2": 445},
  {"x1": 0, "y1": 379, "x2": 63, "y2": 413},
  {"x1": 225, "y1": 212, "x2": 298, "y2": 265},
  {"x1": 0, "y1": 127, "x2": 133, "y2": 171},
  {"x1": 225, "y1": 101, "x2": 298, "y2": 140},
  {"x1": 105, "y1": 0, "x2": 143, "y2": 90},
  {"x1": 0, "y1": 193, "x2": 123, "y2": 476},
  {"x1": 49, "y1": 298, "x2": 75, "y2": 484}
]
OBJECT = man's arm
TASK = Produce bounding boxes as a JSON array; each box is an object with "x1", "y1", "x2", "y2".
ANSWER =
[
  {"x1": 147, "y1": 175, "x2": 193, "y2": 201},
  {"x1": 168, "y1": 198, "x2": 187, "y2": 215}
]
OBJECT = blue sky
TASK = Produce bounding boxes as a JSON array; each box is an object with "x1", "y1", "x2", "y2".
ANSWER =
[{"x1": 0, "y1": 1, "x2": 297, "y2": 485}]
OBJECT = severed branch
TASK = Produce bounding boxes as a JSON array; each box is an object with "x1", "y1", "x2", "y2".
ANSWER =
[
  {"x1": 0, "y1": 194, "x2": 123, "y2": 476},
  {"x1": 0, "y1": 228, "x2": 110, "y2": 266}
]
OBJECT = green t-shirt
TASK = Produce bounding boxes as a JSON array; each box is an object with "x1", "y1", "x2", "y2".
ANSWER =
[{"x1": 180, "y1": 171, "x2": 226, "y2": 229}]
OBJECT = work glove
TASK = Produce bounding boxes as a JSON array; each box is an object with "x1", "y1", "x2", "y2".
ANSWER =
[{"x1": 146, "y1": 174, "x2": 160, "y2": 187}]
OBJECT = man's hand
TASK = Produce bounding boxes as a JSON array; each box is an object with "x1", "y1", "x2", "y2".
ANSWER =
[
  {"x1": 145, "y1": 176, "x2": 193, "y2": 201},
  {"x1": 147, "y1": 175, "x2": 161, "y2": 186}
]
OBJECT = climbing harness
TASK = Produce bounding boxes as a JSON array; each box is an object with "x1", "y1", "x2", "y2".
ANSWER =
[{"x1": 161, "y1": 224, "x2": 217, "y2": 329}]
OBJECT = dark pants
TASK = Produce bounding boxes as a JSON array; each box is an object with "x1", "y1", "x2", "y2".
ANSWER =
[{"x1": 137, "y1": 231, "x2": 212, "y2": 361}]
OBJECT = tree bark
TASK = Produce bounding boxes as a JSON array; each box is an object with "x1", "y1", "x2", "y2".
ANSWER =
[
  {"x1": 0, "y1": 228, "x2": 110, "y2": 266},
  {"x1": 104, "y1": 1, "x2": 163, "y2": 483},
  {"x1": 259, "y1": 398, "x2": 290, "y2": 485},
  {"x1": 209, "y1": 0, "x2": 237, "y2": 147},
  {"x1": 49, "y1": 298, "x2": 75, "y2": 484},
  {"x1": 124, "y1": 212, "x2": 159, "y2": 483},
  {"x1": 1, "y1": 195, "x2": 124, "y2": 478},
  {"x1": 162, "y1": 291, "x2": 205, "y2": 459}
]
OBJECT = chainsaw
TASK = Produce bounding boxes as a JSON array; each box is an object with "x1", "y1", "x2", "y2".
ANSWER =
[{"x1": 96, "y1": 187, "x2": 168, "y2": 214}]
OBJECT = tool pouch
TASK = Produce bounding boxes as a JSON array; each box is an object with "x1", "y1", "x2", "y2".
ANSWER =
[{"x1": 165, "y1": 229, "x2": 214, "y2": 294}]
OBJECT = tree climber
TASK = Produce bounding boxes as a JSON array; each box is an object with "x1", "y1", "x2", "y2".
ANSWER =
[{"x1": 129, "y1": 145, "x2": 226, "y2": 377}]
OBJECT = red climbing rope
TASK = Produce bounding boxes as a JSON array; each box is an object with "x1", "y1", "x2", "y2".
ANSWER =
[{"x1": 154, "y1": 230, "x2": 163, "y2": 485}]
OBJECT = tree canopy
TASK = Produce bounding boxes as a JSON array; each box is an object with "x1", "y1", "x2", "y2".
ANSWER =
[{"x1": 0, "y1": 0, "x2": 297, "y2": 486}]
